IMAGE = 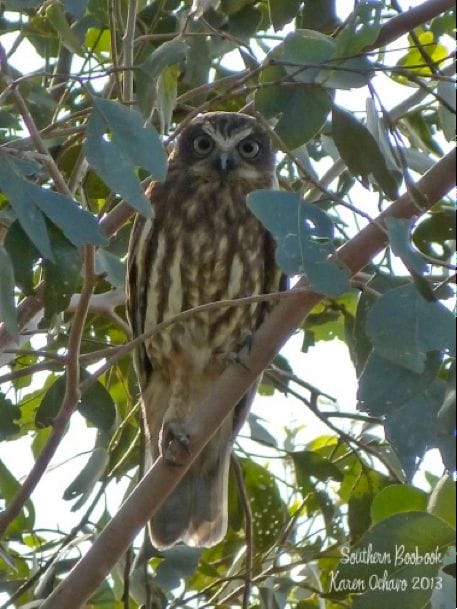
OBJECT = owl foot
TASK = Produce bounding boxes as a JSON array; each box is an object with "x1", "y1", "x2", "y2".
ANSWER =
[
  {"x1": 160, "y1": 420, "x2": 191, "y2": 466},
  {"x1": 227, "y1": 331, "x2": 254, "y2": 371}
]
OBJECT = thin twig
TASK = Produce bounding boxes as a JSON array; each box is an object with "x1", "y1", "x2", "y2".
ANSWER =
[
  {"x1": 232, "y1": 457, "x2": 254, "y2": 609},
  {"x1": 123, "y1": 0, "x2": 138, "y2": 104},
  {"x1": 0, "y1": 247, "x2": 97, "y2": 540}
]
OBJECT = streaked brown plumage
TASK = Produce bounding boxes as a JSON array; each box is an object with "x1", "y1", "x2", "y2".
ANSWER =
[{"x1": 127, "y1": 112, "x2": 284, "y2": 549}]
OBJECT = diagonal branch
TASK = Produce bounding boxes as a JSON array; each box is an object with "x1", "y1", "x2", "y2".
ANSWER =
[
  {"x1": 370, "y1": 0, "x2": 456, "y2": 50},
  {"x1": 39, "y1": 149, "x2": 456, "y2": 609}
]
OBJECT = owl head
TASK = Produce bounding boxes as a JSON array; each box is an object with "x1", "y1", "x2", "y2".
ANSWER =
[{"x1": 171, "y1": 112, "x2": 275, "y2": 182}]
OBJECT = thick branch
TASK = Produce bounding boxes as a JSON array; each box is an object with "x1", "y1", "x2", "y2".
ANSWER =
[
  {"x1": 39, "y1": 149, "x2": 456, "y2": 609},
  {"x1": 370, "y1": 0, "x2": 456, "y2": 50}
]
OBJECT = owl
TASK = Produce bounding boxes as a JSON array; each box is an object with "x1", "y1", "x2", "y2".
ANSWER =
[{"x1": 127, "y1": 112, "x2": 285, "y2": 550}]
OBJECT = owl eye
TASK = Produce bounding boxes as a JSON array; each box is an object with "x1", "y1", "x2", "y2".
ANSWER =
[
  {"x1": 238, "y1": 139, "x2": 261, "y2": 160},
  {"x1": 193, "y1": 135, "x2": 215, "y2": 156}
]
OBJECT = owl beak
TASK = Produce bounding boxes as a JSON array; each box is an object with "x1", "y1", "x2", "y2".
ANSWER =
[{"x1": 215, "y1": 152, "x2": 236, "y2": 174}]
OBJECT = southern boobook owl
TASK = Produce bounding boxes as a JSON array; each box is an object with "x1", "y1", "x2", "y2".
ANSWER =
[{"x1": 127, "y1": 111, "x2": 283, "y2": 549}]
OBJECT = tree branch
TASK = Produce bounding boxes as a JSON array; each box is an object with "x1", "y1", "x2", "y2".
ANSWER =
[
  {"x1": 38, "y1": 149, "x2": 456, "y2": 609},
  {"x1": 370, "y1": 0, "x2": 456, "y2": 50}
]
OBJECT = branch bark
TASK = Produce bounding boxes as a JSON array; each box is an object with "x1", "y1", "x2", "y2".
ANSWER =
[
  {"x1": 370, "y1": 0, "x2": 456, "y2": 50},
  {"x1": 39, "y1": 149, "x2": 456, "y2": 609}
]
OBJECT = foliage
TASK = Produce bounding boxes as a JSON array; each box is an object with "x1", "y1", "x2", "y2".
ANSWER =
[{"x1": 0, "y1": 1, "x2": 455, "y2": 608}]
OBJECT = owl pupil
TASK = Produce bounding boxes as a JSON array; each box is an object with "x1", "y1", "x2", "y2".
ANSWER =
[{"x1": 194, "y1": 136, "x2": 213, "y2": 155}]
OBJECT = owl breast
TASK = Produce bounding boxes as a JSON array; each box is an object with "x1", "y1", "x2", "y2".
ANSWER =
[{"x1": 130, "y1": 172, "x2": 279, "y2": 379}]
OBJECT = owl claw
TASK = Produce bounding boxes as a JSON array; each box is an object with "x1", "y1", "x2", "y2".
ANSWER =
[
  {"x1": 160, "y1": 420, "x2": 191, "y2": 466},
  {"x1": 227, "y1": 331, "x2": 254, "y2": 371}
]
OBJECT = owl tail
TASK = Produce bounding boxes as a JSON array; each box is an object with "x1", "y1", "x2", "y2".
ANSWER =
[{"x1": 149, "y1": 429, "x2": 232, "y2": 550}]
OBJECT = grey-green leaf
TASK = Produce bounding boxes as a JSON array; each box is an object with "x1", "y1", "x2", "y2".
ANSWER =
[
  {"x1": 0, "y1": 158, "x2": 108, "y2": 256},
  {"x1": 0, "y1": 245, "x2": 18, "y2": 342},
  {"x1": 357, "y1": 351, "x2": 442, "y2": 416},
  {"x1": 366, "y1": 284, "x2": 456, "y2": 373},
  {"x1": 268, "y1": 0, "x2": 301, "y2": 31},
  {"x1": 385, "y1": 217, "x2": 429, "y2": 277},
  {"x1": 332, "y1": 106, "x2": 400, "y2": 200},
  {"x1": 337, "y1": 512, "x2": 455, "y2": 609},
  {"x1": 247, "y1": 190, "x2": 350, "y2": 296},
  {"x1": 0, "y1": 162, "x2": 53, "y2": 260},
  {"x1": 84, "y1": 97, "x2": 168, "y2": 216}
]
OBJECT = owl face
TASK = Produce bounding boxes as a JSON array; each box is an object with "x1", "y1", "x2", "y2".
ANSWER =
[{"x1": 172, "y1": 112, "x2": 275, "y2": 182}]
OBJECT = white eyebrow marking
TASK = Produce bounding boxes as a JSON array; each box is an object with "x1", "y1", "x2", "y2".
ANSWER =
[{"x1": 202, "y1": 123, "x2": 254, "y2": 151}]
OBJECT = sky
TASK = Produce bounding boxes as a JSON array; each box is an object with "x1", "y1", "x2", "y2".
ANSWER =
[{"x1": 0, "y1": 0, "x2": 452, "y2": 603}]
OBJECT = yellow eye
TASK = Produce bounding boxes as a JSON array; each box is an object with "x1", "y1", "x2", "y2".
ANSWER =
[
  {"x1": 193, "y1": 135, "x2": 214, "y2": 156},
  {"x1": 238, "y1": 139, "x2": 261, "y2": 159}
]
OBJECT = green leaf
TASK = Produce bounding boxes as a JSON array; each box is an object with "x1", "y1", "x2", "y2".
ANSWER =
[
  {"x1": 256, "y1": 66, "x2": 332, "y2": 148},
  {"x1": 155, "y1": 546, "x2": 202, "y2": 591},
  {"x1": 371, "y1": 485, "x2": 428, "y2": 524},
  {"x1": 4, "y1": 221, "x2": 40, "y2": 295},
  {"x1": 299, "y1": 0, "x2": 338, "y2": 33},
  {"x1": 336, "y1": 513, "x2": 455, "y2": 609},
  {"x1": 228, "y1": 6, "x2": 262, "y2": 40},
  {"x1": 293, "y1": 451, "x2": 343, "y2": 492},
  {"x1": 438, "y1": 364, "x2": 456, "y2": 432},
  {"x1": 396, "y1": 31, "x2": 449, "y2": 83},
  {"x1": 0, "y1": 245, "x2": 18, "y2": 342},
  {"x1": 348, "y1": 470, "x2": 387, "y2": 543},
  {"x1": 357, "y1": 351, "x2": 442, "y2": 416},
  {"x1": 0, "y1": 395, "x2": 21, "y2": 440},
  {"x1": 282, "y1": 30, "x2": 336, "y2": 84},
  {"x1": 63, "y1": 0, "x2": 88, "y2": 18},
  {"x1": 95, "y1": 250, "x2": 126, "y2": 289},
  {"x1": 276, "y1": 87, "x2": 332, "y2": 149},
  {"x1": 0, "y1": 162, "x2": 52, "y2": 260},
  {"x1": 366, "y1": 284, "x2": 456, "y2": 374},
  {"x1": 156, "y1": 64, "x2": 179, "y2": 134},
  {"x1": 0, "y1": 158, "x2": 108, "y2": 258},
  {"x1": 0, "y1": 459, "x2": 35, "y2": 535},
  {"x1": 4, "y1": 0, "x2": 42, "y2": 8},
  {"x1": 384, "y1": 380, "x2": 447, "y2": 480},
  {"x1": 46, "y1": 0, "x2": 84, "y2": 55},
  {"x1": 35, "y1": 375, "x2": 66, "y2": 428},
  {"x1": 241, "y1": 458, "x2": 286, "y2": 550},
  {"x1": 268, "y1": 0, "x2": 301, "y2": 30},
  {"x1": 385, "y1": 218, "x2": 429, "y2": 277},
  {"x1": 78, "y1": 377, "x2": 116, "y2": 431},
  {"x1": 281, "y1": 29, "x2": 372, "y2": 89},
  {"x1": 43, "y1": 228, "x2": 82, "y2": 320},
  {"x1": 84, "y1": 97, "x2": 168, "y2": 216},
  {"x1": 247, "y1": 190, "x2": 350, "y2": 296},
  {"x1": 428, "y1": 476, "x2": 456, "y2": 530},
  {"x1": 248, "y1": 414, "x2": 278, "y2": 448},
  {"x1": 332, "y1": 106, "x2": 400, "y2": 200},
  {"x1": 438, "y1": 80, "x2": 456, "y2": 142},
  {"x1": 413, "y1": 208, "x2": 455, "y2": 261},
  {"x1": 63, "y1": 446, "x2": 109, "y2": 501},
  {"x1": 335, "y1": 2, "x2": 382, "y2": 57},
  {"x1": 136, "y1": 40, "x2": 189, "y2": 115},
  {"x1": 36, "y1": 371, "x2": 116, "y2": 430}
]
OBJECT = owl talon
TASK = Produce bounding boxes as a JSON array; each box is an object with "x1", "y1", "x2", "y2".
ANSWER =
[{"x1": 160, "y1": 420, "x2": 191, "y2": 466}]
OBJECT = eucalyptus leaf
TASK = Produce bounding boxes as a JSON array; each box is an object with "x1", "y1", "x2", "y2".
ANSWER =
[
  {"x1": 84, "y1": 97, "x2": 168, "y2": 216},
  {"x1": 332, "y1": 106, "x2": 400, "y2": 200},
  {"x1": 268, "y1": 0, "x2": 301, "y2": 30},
  {"x1": 366, "y1": 284, "x2": 456, "y2": 374},
  {"x1": 0, "y1": 245, "x2": 18, "y2": 342},
  {"x1": 247, "y1": 190, "x2": 350, "y2": 296},
  {"x1": 337, "y1": 513, "x2": 455, "y2": 609}
]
